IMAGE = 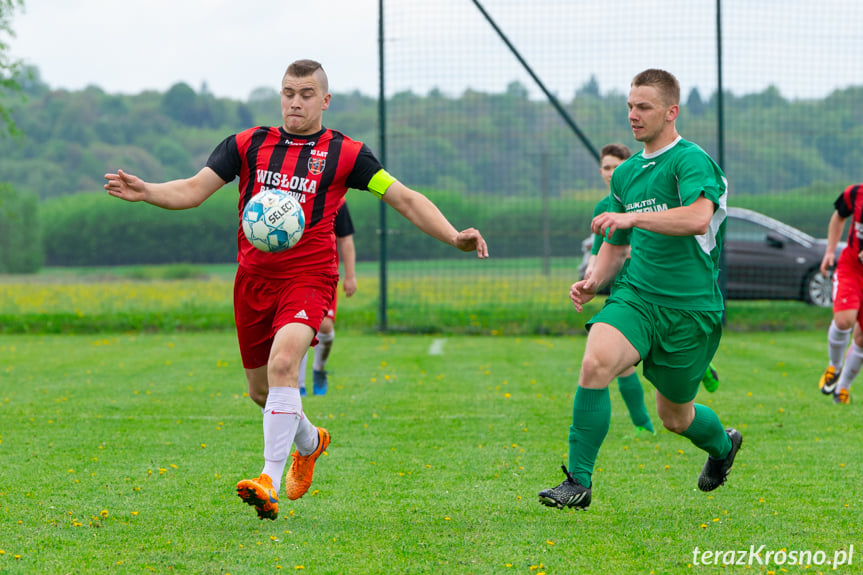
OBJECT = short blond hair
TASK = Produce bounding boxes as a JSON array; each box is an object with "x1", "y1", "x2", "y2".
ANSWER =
[
  {"x1": 284, "y1": 59, "x2": 328, "y2": 94},
  {"x1": 631, "y1": 69, "x2": 680, "y2": 107}
]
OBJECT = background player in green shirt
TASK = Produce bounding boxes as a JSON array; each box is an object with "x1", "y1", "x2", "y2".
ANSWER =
[
  {"x1": 539, "y1": 69, "x2": 741, "y2": 510},
  {"x1": 585, "y1": 143, "x2": 655, "y2": 436}
]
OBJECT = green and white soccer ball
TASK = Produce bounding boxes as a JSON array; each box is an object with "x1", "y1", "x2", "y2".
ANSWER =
[{"x1": 241, "y1": 190, "x2": 305, "y2": 252}]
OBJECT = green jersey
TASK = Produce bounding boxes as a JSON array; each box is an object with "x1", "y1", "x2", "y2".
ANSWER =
[
  {"x1": 590, "y1": 195, "x2": 611, "y2": 256},
  {"x1": 606, "y1": 137, "x2": 727, "y2": 311}
]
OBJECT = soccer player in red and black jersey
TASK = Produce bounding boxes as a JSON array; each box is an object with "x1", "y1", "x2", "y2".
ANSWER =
[
  {"x1": 818, "y1": 183, "x2": 863, "y2": 405},
  {"x1": 104, "y1": 59, "x2": 488, "y2": 520}
]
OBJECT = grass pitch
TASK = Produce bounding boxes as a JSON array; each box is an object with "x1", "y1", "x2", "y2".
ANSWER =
[{"x1": 0, "y1": 331, "x2": 860, "y2": 574}]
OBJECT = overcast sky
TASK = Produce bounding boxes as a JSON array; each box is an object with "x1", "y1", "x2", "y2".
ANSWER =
[{"x1": 9, "y1": 0, "x2": 863, "y2": 102}]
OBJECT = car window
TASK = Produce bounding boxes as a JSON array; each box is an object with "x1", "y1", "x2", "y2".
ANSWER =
[{"x1": 726, "y1": 217, "x2": 770, "y2": 243}]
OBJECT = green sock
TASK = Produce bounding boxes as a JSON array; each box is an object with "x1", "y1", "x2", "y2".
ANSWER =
[
  {"x1": 680, "y1": 404, "x2": 732, "y2": 458},
  {"x1": 617, "y1": 372, "x2": 654, "y2": 432},
  {"x1": 567, "y1": 386, "x2": 611, "y2": 488}
]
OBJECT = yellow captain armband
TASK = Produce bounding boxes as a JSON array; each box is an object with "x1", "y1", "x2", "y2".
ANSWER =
[{"x1": 366, "y1": 169, "x2": 397, "y2": 199}]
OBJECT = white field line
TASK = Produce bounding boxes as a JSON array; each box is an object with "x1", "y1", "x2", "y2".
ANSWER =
[{"x1": 428, "y1": 338, "x2": 446, "y2": 356}]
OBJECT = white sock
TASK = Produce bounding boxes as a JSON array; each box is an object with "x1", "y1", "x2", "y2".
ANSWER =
[
  {"x1": 297, "y1": 351, "x2": 309, "y2": 390},
  {"x1": 837, "y1": 342, "x2": 863, "y2": 392},
  {"x1": 261, "y1": 386, "x2": 302, "y2": 491},
  {"x1": 314, "y1": 330, "x2": 335, "y2": 372},
  {"x1": 828, "y1": 320, "x2": 852, "y2": 369},
  {"x1": 293, "y1": 414, "x2": 320, "y2": 456}
]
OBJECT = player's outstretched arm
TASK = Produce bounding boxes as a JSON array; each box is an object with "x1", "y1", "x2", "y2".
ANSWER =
[
  {"x1": 382, "y1": 180, "x2": 489, "y2": 259},
  {"x1": 104, "y1": 167, "x2": 226, "y2": 210}
]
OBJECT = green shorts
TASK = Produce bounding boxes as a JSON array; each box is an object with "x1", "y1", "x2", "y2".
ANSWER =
[{"x1": 587, "y1": 285, "x2": 723, "y2": 404}]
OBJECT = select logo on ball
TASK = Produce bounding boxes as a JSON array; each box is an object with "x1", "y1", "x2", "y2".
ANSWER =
[{"x1": 242, "y1": 190, "x2": 305, "y2": 253}]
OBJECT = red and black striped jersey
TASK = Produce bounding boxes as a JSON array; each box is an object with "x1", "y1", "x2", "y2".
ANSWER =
[
  {"x1": 207, "y1": 126, "x2": 382, "y2": 278},
  {"x1": 835, "y1": 183, "x2": 863, "y2": 268}
]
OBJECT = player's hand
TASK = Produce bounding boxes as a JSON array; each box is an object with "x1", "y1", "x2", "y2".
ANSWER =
[
  {"x1": 591, "y1": 212, "x2": 633, "y2": 240},
  {"x1": 820, "y1": 252, "x2": 836, "y2": 276},
  {"x1": 569, "y1": 279, "x2": 597, "y2": 313},
  {"x1": 343, "y1": 277, "x2": 357, "y2": 297},
  {"x1": 453, "y1": 228, "x2": 489, "y2": 259},
  {"x1": 104, "y1": 169, "x2": 147, "y2": 202}
]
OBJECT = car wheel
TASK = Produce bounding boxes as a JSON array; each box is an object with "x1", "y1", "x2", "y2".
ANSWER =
[{"x1": 803, "y1": 268, "x2": 833, "y2": 307}]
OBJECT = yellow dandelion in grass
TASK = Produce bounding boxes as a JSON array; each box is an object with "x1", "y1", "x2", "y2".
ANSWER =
[
  {"x1": 170, "y1": 464, "x2": 178, "y2": 469},
  {"x1": 700, "y1": 523, "x2": 708, "y2": 529},
  {"x1": 100, "y1": 510, "x2": 109, "y2": 518},
  {"x1": 546, "y1": 540, "x2": 555, "y2": 545},
  {"x1": 712, "y1": 518, "x2": 720, "y2": 523},
  {"x1": 132, "y1": 511, "x2": 139, "y2": 516},
  {"x1": 159, "y1": 468, "x2": 167, "y2": 475},
  {"x1": 504, "y1": 393, "x2": 511, "y2": 398},
  {"x1": 294, "y1": 566, "x2": 305, "y2": 570},
  {"x1": 444, "y1": 516, "x2": 451, "y2": 521}
]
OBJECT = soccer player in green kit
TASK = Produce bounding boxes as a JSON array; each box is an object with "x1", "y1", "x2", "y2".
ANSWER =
[{"x1": 538, "y1": 69, "x2": 741, "y2": 510}]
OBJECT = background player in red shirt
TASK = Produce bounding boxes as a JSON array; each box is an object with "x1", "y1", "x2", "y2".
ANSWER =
[
  {"x1": 818, "y1": 183, "x2": 863, "y2": 404},
  {"x1": 105, "y1": 59, "x2": 488, "y2": 520},
  {"x1": 298, "y1": 201, "x2": 356, "y2": 396}
]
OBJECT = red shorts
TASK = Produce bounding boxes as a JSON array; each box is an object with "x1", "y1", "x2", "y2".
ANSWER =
[
  {"x1": 325, "y1": 292, "x2": 339, "y2": 322},
  {"x1": 832, "y1": 260, "x2": 863, "y2": 325},
  {"x1": 234, "y1": 266, "x2": 338, "y2": 369}
]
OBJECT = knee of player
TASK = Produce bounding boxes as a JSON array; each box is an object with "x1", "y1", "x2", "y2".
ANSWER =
[
  {"x1": 658, "y1": 413, "x2": 689, "y2": 434},
  {"x1": 248, "y1": 386, "x2": 268, "y2": 408},
  {"x1": 267, "y1": 352, "x2": 300, "y2": 384},
  {"x1": 579, "y1": 352, "x2": 618, "y2": 385}
]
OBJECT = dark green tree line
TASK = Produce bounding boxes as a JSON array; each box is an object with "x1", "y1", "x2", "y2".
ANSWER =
[{"x1": 1, "y1": 66, "x2": 861, "y2": 203}]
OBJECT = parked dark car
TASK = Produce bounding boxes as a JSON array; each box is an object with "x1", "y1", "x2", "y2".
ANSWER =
[{"x1": 577, "y1": 207, "x2": 843, "y2": 307}]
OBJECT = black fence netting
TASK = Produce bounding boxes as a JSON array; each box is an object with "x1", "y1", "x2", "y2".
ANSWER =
[{"x1": 362, "y1": 0, "x2": 863, "y2": 331}]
